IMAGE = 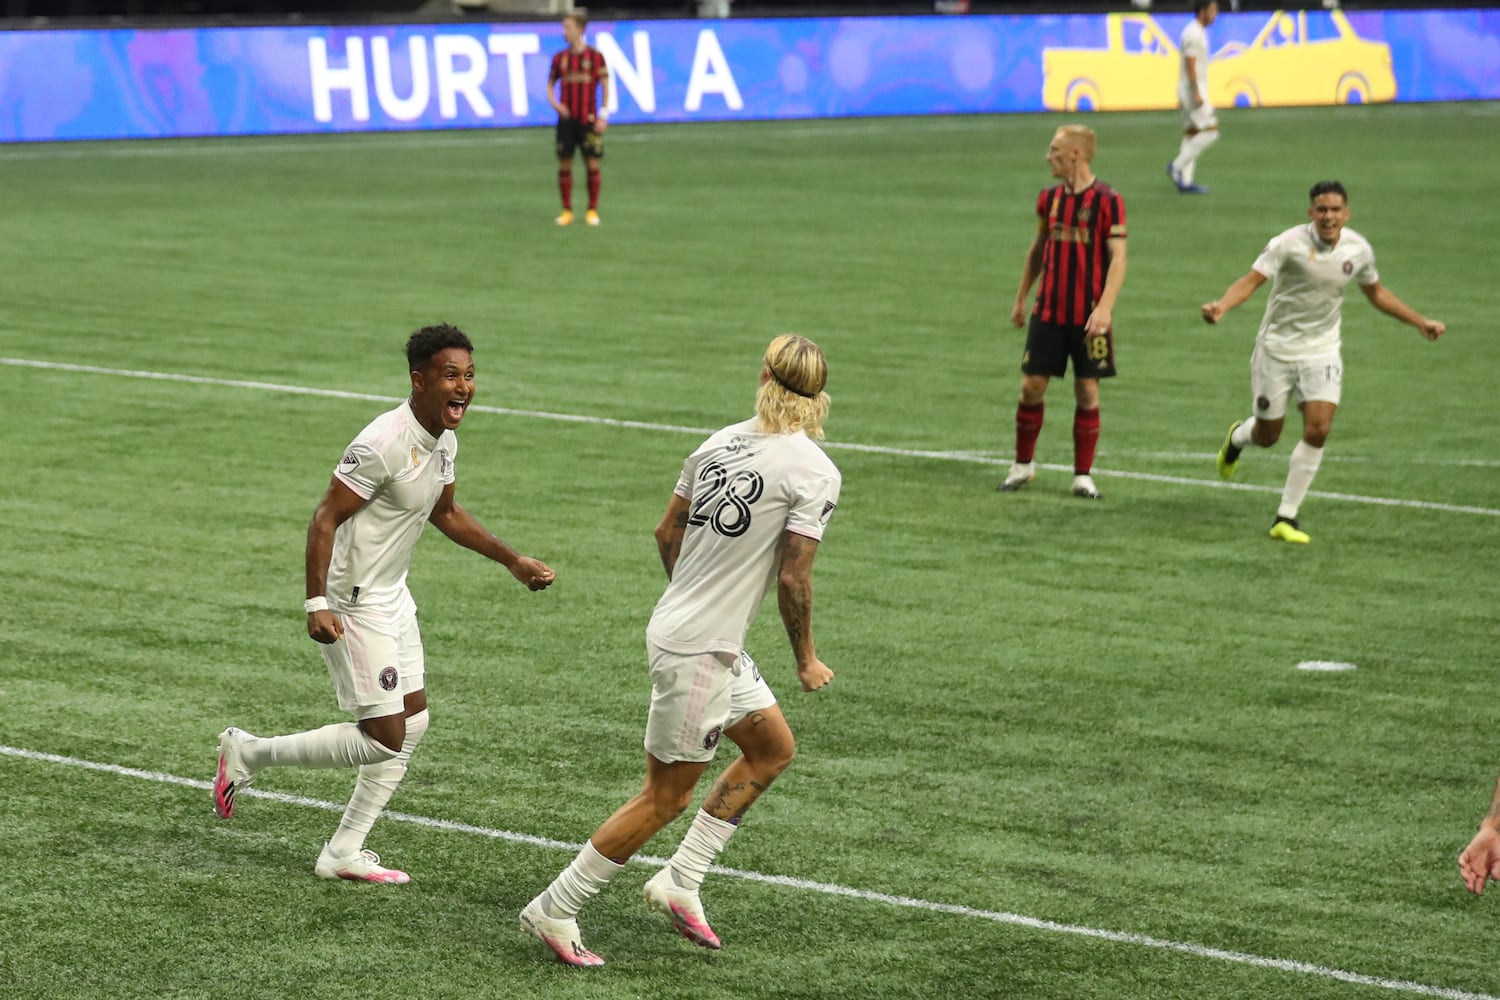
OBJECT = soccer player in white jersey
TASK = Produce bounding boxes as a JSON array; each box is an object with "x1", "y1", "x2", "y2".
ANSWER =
[
  {"x1": 212, "y1": 324, "x2": 556, "y2": 882},
  {"x1": 1168, "y1": 0, "x2": 1219, "y2": 194},
  {"x1": 1202, "y1": 181, "x2": 1445, "y2": 543},
  {"x1": 520, "y1": 333, "x2": 840, "y2": 967}
]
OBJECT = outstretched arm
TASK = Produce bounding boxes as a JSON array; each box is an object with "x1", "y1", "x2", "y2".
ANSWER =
[
  {"x1": 777, "y1": 532, "x2": 832, "y2": 692},
  {"x1": 1202, "y1": 269, "x2": 1268, "y2": 324},
  {"x1": 1460, "y1": 772, "x2": 1500, "y2": 894},
  {"x1": 428, "y1": 483, "x2": 556, "y2": 591},
  {"x1": 1360, "y1": 282, "x2": 1445, "y2": 341}
]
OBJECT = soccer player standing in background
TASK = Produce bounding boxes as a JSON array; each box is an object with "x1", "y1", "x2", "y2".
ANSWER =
[
  {"x1": 548, "y1": 13, "x2": 611, "y2": 227},
  {"x1": 1202, "y1": 181, "x2": 1444, "y2": 543},
  {"x1": 1169, "y1": 0, "x2": 1220, "y2": 194},
  {"x1": 998, "y1": 124, "x2": 1127, "y2": 500},
  {"x1": 520, "y1": 334, "x2": 840, "y2": 967},
  {"x1": 213, "y1": 325, "x2": 556, "y2": 882}
]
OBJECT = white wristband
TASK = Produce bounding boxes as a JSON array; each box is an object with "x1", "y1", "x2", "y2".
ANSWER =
[{"x1": 304, "y1": 596, "x2": 329, "y2": 614}]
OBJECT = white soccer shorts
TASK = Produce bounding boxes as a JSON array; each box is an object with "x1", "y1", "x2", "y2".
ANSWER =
[
  {"x1": 1251, "y1": 344, "x2": 1343, "y2": 420},
  {"x1": 1180, "y1": 101, "x2": 1218, "y2": 132},
  {"x1": 643, "y1": 644, "x2": 777, "y2": 764},
  {"x1": 319, "y1": 606, "x2": 425, "y2": 720}
]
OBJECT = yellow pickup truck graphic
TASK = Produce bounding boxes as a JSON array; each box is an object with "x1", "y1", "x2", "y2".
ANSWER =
[{"x1": 1042, "y1": 10, "x2": 1396, "y2": 111}]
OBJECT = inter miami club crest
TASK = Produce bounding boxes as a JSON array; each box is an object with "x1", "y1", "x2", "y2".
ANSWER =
[
  {"x1": 1342, "y1": 260, "x2": 1355, "y2": 275},
  {"x1": 702, "y1": 725, "x2": 723, "y2": 751},
  {"x1": 1257, "y1": 395, "x2": 1271, "y2": 413},
  {"x1": 379, "y1": 666, "x2": 399, "y2": 691}
]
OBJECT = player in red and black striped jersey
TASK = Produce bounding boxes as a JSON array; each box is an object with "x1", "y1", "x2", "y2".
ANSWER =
[
  {"x1": 548, "y1": 13, "x2": 611, "y2": 227},
  {"x1": 999, "y1": 125, "x2": 1128, "y2": 500}
]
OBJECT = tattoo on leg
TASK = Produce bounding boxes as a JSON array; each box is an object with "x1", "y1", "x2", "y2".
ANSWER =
[{"x1": 704, "y1": 776, "x2": 770, "y2": 821}]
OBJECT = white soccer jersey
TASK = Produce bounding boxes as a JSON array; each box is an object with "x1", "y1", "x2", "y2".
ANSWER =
[
  {"x1": 647, "y1": 417, "x2": 841, "y2": 658},
  {"x1": 1178, "y1": 19, "x2": 1210, "y2": 105},
  {"x1": 1251, "y1": 223, "x2": 1380, "y2": 361},
  {"x1": 326, "y1": 401, "x2": 457, "y2": 615}
]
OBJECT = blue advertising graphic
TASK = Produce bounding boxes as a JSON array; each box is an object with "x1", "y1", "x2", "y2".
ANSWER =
[{"x1": 0, "y1": 9, "x2": 1496, "y2": 143}]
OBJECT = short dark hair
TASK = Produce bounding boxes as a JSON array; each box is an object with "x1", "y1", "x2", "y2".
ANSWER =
[
  {"x1": 1309, "y1": 180, "x2": 1348, "y2": 203},
  {"x1": 406, "y1": 323, "x2": 474, "y2": 371},
  {"x1": 1193, "y1": 0, "x2": 1215, "y2": 13}
]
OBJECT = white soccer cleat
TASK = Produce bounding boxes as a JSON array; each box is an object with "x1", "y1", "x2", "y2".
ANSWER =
[
  {"x1": 314, "y1": 844, "x2": 411, "y2": 884},
  {"x1": 520, "y1": 898, "x2": 605, "y2": 967},
  {"x1": 213, "y1": 726, "x2": 256, "y2": 819},
  {"x1": 1071, "y1": 474, "x2": 1103, "y2": 500},
  {"x1": 996, "y1": 462, "x2": 1035, "y2": 493},
  {"x1": 643, "y1": 867, "x2": 722, "y2": 949}
]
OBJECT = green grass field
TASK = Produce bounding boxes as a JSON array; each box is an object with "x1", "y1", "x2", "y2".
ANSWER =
[{"x1": 1, "y1": 102, "x2": 1497, "y2": 1000}]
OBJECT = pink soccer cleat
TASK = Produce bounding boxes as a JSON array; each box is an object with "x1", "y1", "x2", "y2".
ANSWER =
[
  {"x1": 643, "y1": 867, "x2": 722, "y2": 949},
  {"x1": 520, "y1": 898, "x2": 605, "y2": 967},
  {"x1": 213, "y1": 727, "x2": 256, "y2": 819},
  {"x1": 314, "y1": 844, "x2": 411, "y2": 884}
]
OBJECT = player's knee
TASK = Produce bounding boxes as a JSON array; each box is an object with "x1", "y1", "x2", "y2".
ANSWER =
[
  {"x1": 647, "y1": 784, "x2": 694, "y2": 823},
  {"x1": 360, "y1": 715, "x2": 405, "y2": 756},
  {"x1": 1304, "y1": 428, "x2": 1330, "y2": 448},
  {"x1": 760, "y1": 738, "x2": 796, "y2": 780},
  {"x1": 404, "y1": 707, "x2": 430, "y2": 745},
  {"x1": 1253, "y1": 424, "x2": 1281, "y2": 447}
]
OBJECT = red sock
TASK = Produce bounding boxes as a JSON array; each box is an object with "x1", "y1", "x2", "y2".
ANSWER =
[
  {"x1": 587, "y1": 169, "x2": 601, "y2": 211},
  {"x1": 1073, "y1": 407, "x2": 1100, "y2": 474},
  {"x1": 1015, "y1": 403, "x2": 1044, "y2": 463},
  {"x1": 558, "y1": 170, "x2": 573, "y2": 210}
]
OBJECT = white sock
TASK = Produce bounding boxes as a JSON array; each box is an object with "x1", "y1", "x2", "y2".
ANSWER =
[
  {"x1": 1171, "y1": 135, "x2": 1193, "y2": 176},
  {"x1": 540, "y1": 840, "x2": 624, "y2": 920},
  {"x1": 665, "y1": 810, "x2": 738, "y2": 892},
  {"x1": 327, "y1": 709, "x2": 429, "y2": 858},
  {"x1": 1277, "y1": 440, "x2": 1324, "y2": 521},
  {"x1": 1179, "y1": 130, "x2": 1219, "y2": 185},
  {"x1": 1230, "y1": 417, "x2": 1258, "y2": 450},
  {"x1": 241, "y1": 722, "x2": 399, "y2": 771}
]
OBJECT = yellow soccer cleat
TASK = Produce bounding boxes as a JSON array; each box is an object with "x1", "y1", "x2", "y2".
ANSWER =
[
  {"x1": 1217, "y1": 421, "x2": 1243, "y2": 480},
  {"x1": 1269, "y1": 517, "x2": 1310, "y2": 544},
  {"x1": 555, "y1": 210, "x2": 574, "y2": 226},
  {"x1": 585, "y1": 209, "x2": 601, "y2": 226}
]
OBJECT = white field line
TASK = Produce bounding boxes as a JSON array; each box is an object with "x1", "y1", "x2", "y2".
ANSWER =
[
  {"x1": 0, "y1": 744, "x2": 1493, "y2": 1000},
  {"x1": 0, "y1": 103, "x2": 1484, "y2": 161},
  {"x1": 5, "y1": 356, "x2": 1497, "y2": 518}
]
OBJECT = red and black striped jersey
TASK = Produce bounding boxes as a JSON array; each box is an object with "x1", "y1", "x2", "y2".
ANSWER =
[
  {"x1": 1031, "y1": 181, "x2": 1127, "y2": 327},
  {"x1": 549, "y1": 46, "x2": 609, "y2": 123}
]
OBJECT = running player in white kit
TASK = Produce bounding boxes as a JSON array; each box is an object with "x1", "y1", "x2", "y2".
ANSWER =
[
  {"x1": 521, "y1": 333, "x2": 841, "y2": 967},
  {"x1": 1168, "y1": 0, "x2": 1219, "y2": 194},
  {"x1": 1203, "y1": 181, "x2": 1445, "y2": 543},
  {"x1": 212, "y1": 324, "x2": 556, "y2": 882}
]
